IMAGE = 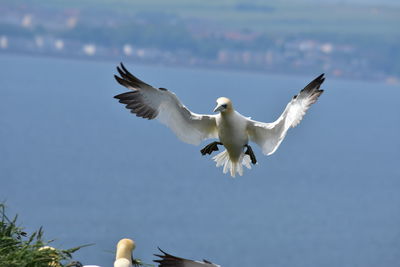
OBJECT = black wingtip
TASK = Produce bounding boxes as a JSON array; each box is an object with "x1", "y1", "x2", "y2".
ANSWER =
[
  {"x1": 114, "y1": 74, "x2": 127, "y2": 87},
  {"x1": 120, "y1": 62, "x2": 128, "y2": 73},
  {"x1": 157, "y1": 247, "x2": 168, "y2": 255},
  {"x1": 114, "y1": 62, "x2": 152, "y2": 88},
  {"x1": 116, "y1": 66, "x2": 124, "y2": 77},
  {"x1": 316, "y1": 73, "x2": 325, "y2": 80},
  {"x1": 314, "y1": 73, "x2": 325, "y2": 84},
  {"x1": 114, "y1": 74, "x2": 121, "y2": 84},
  {"x1": 298, "y1": 73, "x2": 326, "y2": 95},
  {"x1": 116, "y1": 62, "x2": 123, "y2": 73},
  {"x1": 120, "y1": 62, "x2": 134, "y2": 79},
  {"x1": 153, "y1": 247, "x2": 168, "y2": 263}
]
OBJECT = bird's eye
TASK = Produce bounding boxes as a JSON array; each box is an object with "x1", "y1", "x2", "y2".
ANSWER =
[{"x1": 222, "y1": 104, "x2": 227, "y2": 108}]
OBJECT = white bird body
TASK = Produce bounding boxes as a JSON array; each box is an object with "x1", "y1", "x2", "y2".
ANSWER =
[
  {"x1": 113, "y1": 259, "x2": 131, "y2": 267},
  {"x1": 114, "y1": 63, "x2": 325, "y2": 177},
  {"x1": 216, "y1": 110, "x2": 248, "y2": 161}
]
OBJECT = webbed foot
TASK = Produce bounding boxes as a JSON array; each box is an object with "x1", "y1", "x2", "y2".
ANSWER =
[
  {"x1": 245, "y1": 144, "x2": 257, "y2": 164},
  {"x1": 200, "y1": 141, "x2": 223, "y2": 155}
]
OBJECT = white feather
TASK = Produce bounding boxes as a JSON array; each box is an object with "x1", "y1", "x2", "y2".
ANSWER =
[
  {"x1": 115, "y1": 64, "x2": 218, "y2": 145},
  {"x1": 115, "y1": 64, "x2": 324, "y2": 177},
  {"x1": 247, "y1": 74, "x2": 324, "y2": 155},
  {"x1": 213, "y1": 150, "x2": 252, "y2": 177}
]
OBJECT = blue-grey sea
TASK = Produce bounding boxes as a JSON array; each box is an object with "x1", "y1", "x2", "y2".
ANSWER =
[{"x1": 0, "y1": 54, "x2": 399, "y2": 267}]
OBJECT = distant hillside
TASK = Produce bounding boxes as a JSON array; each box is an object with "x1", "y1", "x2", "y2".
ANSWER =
[
  {"x1": 304, "y1": 0, "x2": 400, "y2": 6},
  {"x1": 1, "y1": 0, "x2": 399, "y2": 81},
  {"x1": 2, "y1": 0, "x2": 399, "y2": 39}
]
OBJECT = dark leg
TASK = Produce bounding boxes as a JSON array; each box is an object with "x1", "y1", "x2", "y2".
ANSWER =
[
  {"x1": 244, "y1": 144, "x2": 257, "y2": 165},
  {"x1": 200, "y1": 141, "x2": 223, "y2": 155}
]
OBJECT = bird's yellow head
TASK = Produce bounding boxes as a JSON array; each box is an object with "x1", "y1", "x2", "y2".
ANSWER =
[
  {"x1": 116, "y1": 238, "x2": 136, "y2": 260},
  {"x1": 214, "y1": 97, "x2": 233, "y2": 113}
]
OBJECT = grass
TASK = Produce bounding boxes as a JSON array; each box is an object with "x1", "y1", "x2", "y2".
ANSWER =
[
  {"x1": 0, "y1": 203, "x2": 155, "y2": 267},
  {"x1": 0, "y1": 203, "x2": 86, "y2": 267}
]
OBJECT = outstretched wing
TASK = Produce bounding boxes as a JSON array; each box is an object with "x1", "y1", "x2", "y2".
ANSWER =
[
  {"x1": 247, "y1": 74, "x2": 325, "y2": 155},
  {"x1": 154, "y1": 248, "x2": 221, "y2": 267},
  {"x1": 114, "y1": 63, "x2": 218, "y2": 145}
]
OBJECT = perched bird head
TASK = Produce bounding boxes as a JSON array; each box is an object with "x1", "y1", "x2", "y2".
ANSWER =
[
  {"x1": 115, "y1": 238, "x2": 135, "y2": 261},
  {"x1": 214, "y1": 97, "x2": 233, "y2": 113}
]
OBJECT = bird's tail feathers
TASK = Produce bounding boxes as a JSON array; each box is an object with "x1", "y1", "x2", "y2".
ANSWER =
[{"x1": 213, "y1": 150, "x2": 252, "y2": 177}]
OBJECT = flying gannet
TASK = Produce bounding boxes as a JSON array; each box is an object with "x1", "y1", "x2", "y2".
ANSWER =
[
  {"x1": 114, "y1": 63, "x2": 325, "y2": 177},
  {"x1": 154, "y1": 248, "x2": 221, "y2": 267}
]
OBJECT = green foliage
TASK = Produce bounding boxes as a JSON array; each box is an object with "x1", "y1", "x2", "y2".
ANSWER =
[{"x1": 0, "y1": 204, "x2": 85, "y2": 267}]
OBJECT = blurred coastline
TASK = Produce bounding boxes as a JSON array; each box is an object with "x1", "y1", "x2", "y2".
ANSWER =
[{"x1": 1, "y1": 0, "x2": 399, "y2": 84}]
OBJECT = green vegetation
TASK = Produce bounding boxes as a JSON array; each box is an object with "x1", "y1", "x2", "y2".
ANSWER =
[
  {"x1": 0, "y1": 203, "x2": 85, "y2": 267},
  {"x1": 0, "y1": 203, "x2": 154, "y2": 267}
]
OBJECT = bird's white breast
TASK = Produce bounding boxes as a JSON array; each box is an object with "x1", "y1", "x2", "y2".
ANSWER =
[
  {"x1": 114, "y1": 258, "x2": 132, "y2": 267},
  {"x1": 216, "y1": 111, "x2": 249, "y2": 160}
]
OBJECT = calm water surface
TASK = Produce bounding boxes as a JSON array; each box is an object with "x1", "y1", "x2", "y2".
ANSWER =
[{"x1": 0, "y1": 54, "x2": 399, "y2": 267}]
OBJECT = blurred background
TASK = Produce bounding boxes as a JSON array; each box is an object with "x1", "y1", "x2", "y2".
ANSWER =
[
  {"x1": 0, "y1": 0, "x2": 399, "y2": 267},
  {"x1": 1, "y1": 0, "x2": 400, "y2": 82}
]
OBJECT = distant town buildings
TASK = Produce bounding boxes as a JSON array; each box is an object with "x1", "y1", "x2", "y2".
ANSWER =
[
  {"x1": 123, "y1": 44, "x2": 133, "y2": 56},
  {"x1": 0, "y1": 2, "x2": 398, "y2": 84},
  {"x1": 83, "y1": 44, "x2": 96, "y2": 56},
  {"x1": 54, "y1": 39, "x2": 64, "y2": 51},
  {"x1": 0, "y1": 36, "x2": 8, "y2": 49},
  {"x1": 21, "y1": 14, "x2": 33, "y2": 28}
]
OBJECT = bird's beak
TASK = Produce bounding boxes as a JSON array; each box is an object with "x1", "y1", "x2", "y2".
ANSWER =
[
  {"x1": 213, "y1": 104, "x2": 223, "y2": 113},
  {"x1": 214, "y1": 105, "x2": 224, "y2": 112}
]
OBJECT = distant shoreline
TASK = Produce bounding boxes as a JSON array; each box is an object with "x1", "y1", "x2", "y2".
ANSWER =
[{"x1": 1, "y1": 50, "x2": 397, "y2": 86}]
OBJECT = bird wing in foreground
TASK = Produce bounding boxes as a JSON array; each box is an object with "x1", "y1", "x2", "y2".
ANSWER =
[
  {"x1": 247, "y1": 73, "x2": 325, "y2": 155},
  {"x1": 154, "y1": 248, "x2": 221, "y2": 267},
  {"x1": 114, "y1": 63, "x2": 218, "y2": 145}
]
